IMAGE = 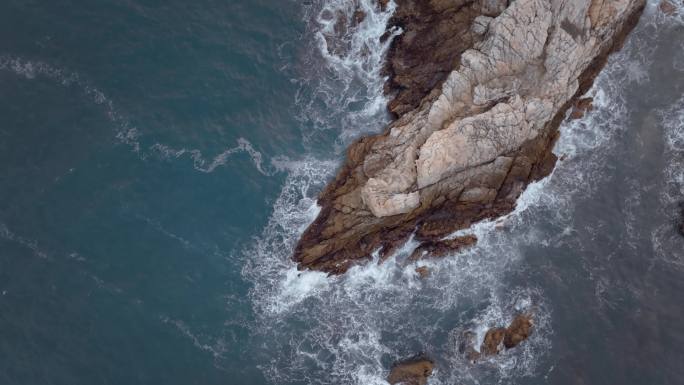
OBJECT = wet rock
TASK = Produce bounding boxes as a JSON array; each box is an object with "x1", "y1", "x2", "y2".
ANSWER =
[
  {"x1": 659, "y1": 0, "x2": 677, "y2": 15},
  {"x1": 569, "y1": 97, "x2": 594, "y2": 120},
  {"x1": 415, "y1": 266, "x2": 430, "y2": 278},
  {"x1": 293, "y1": 0, "x2": 647, "y2": 274},
  {"x1": 408, "y1": 235, "x2": 478, "y2": 262},
  {"x1": 479, "y1": 314, "x2": 534, "y2": 356},
  {"x1": 353, "y1": 10, "x2": 366, "y2": 25},
  {"x1": 504, "y1": 314, "x2": 534, "y2": 349},
  {"x1": 378, "y1": 0, "x2": 389, "y2": 11},
  {"x1": 382, "y1": 0, "x2": 501, "y2": 117},
  {"x1": 387, "y1": 357, "x2": 434, "y2": 385}
]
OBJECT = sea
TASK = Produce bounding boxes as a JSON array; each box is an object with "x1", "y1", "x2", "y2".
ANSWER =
[{"x1": 0, "y1": 1, "x2": 682, "y2": 384}]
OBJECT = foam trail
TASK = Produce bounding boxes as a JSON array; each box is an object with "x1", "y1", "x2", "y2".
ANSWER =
[
  {"x1": 0, "y1": 55, "x2": 269, "y2": 175},
  {"x1": 150, "y1": 138, "x2": 270, "y2": 175},
  {"x1": 0, "y1": 222, "x2": 49, "y2": 259}
]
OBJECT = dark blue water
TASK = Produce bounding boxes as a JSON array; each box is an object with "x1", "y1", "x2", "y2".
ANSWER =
[{"x1": 1, "y1": 1, "x2": 683, "y2": 385}]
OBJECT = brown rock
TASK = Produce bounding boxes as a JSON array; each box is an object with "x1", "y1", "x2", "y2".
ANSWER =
[
  {"x1": 387, "y1": 358, "x2": 434, "y2": 385},
  {"x1": 569, "y1": 97, "x2": 594, "y2": 120},
  {"x1": 378, "y1": 0, "x2": 389, "y2": 11},
  {"x1": 659, "y1": 0, "x2": 677, "y2": 15},
  {"x1": 353, "y1": 10, "x2": 366, "y2": 25},
  {"x1": 382, "y1": 0, "x2": 504, "y2": 117},
  {"x1": 408, "y1": 235, "x2": 478, "y2": 262},
  {"x1": 472, "y1": 314, "x2": 534, "y2": 358},
  {"x1": 504, "y1": 314, "x2": 534, "y2": 349},
  {"x1": 415, "y1": 266, "x2": 430, "y2": 278},
  {"x1": 480, "y1": 328, "x2": 506, "y2": 355}
]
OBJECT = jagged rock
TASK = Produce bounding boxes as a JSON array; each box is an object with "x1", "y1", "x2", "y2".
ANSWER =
[
  {"x1": 461, "y1": 314, "x2": 535, "y2": 360},
  {"x1": 407, "y1": 235, "x2": 478, "y2": 262},
  {"x1": 569, "y1": 97, "x2": 594, "y2": 120},
  {"x1": 353, "y1": 10, "x2": 366, "y2": 25},
  {"x1": 504, "y1": 314, "x2": 533, "y2": 349},
  {"x1": 382, "y1": 0, "x2": 507, "y2": 117},
  {"x1": 293, "y1": 0, "x2": 647, "y2": 274},
  {"x1": 480, "y1": 327, "x2": 507, "y2": 356},
  {"x1": 387, "y1": 358, "x2": 434, "y2": 385}
]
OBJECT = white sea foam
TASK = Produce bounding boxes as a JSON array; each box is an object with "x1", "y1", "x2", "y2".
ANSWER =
[
  {"x1": 0, "y1": 222, "x2": 49, "y2": 259},
  {"x1": 295, "y1": 0, "x2": 400, "y2": 148},
  {"x1": 0, "y1": 55, "x2": 268, "y2": 175},
  {"x1": 150, "y1": 137, "x2": 269, "y2": 175}
]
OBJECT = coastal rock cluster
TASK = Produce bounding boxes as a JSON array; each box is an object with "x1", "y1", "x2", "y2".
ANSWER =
[
  {"x1": 388, "y1": 314, "x2": 534, "y2": 384},
  {"x1": 294, "y1": 0, "x2": 647, "y2": 274}
]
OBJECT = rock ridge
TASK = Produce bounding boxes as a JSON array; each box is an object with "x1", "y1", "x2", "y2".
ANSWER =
[{"x1": 294, "y1": 0, "x2": 646, "y2": 274}]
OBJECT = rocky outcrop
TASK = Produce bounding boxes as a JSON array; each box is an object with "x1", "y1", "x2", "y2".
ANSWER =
[
  {"x1": 382, "y1": 0, "x2": 508, "y2": 117},
  {"x1": 460, "y1": 314, "x2": 534, "y2": 360},
  {"x1": 387, "y1": 357, "x2": 434, "y2": 385},
  {"x1": 293, "y1": 0, "x2": 646, "y2": 274}
]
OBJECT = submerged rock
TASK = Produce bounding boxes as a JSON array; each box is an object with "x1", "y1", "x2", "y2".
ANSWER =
[
  {"x1": 387, "y1": 357, "x2": 434, "y2": 385},
  {"x1": 293, "y1": 0, "x2": 647, "y2": 274}
]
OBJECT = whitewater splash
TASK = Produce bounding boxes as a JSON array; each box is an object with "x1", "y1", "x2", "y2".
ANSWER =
[
  {"x1": 244, "y1": 1, "x2": 684, "y2": 385},
  {"x1": 294, "y1": 0, "x2": 400, "y2": 149},
  {"x1": 0, "y1": 55, "x2": 268, "y2": 175}
]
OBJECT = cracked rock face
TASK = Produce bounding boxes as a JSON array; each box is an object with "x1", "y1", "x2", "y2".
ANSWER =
[{"x1": 293, "y1": 0, "x2": 646, "y2": 274}]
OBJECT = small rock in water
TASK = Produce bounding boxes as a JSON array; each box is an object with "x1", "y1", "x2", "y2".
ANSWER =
[
  {"x1": 569, "y1": 97, "x2": 594, "y2": 120},
  {"x1": 503, "y1": 314, "x2": 533, "y2": 349},
  {"x1": 353, "y1": 10, "x2": 366, "y2": 25},
  {"x1": 377, "y1": 0, "x2": 389, "y2": 11},
  {"x1": 387, "y1": 357, "x2": 434, "y2": 385},
  {"x1": 415, "y1": 266, "x2": 430, "y2": 278},
  {"x1": 461, "y1": 314, "x2": 534, "y2": 358},
  {"x1": 659, "y1": 0, "x2": 677, "y2": 15}
]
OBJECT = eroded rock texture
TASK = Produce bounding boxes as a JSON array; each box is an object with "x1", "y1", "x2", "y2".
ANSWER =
[{"x1": 294, "y1": 0, "x2": 646, "y2": 274}]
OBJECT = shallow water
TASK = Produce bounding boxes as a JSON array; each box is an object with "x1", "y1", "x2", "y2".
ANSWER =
[{"x1": 0, "y1": 1, "x2": 682, "y2": 385}]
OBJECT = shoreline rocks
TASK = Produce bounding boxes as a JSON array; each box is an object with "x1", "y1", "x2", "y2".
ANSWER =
[
  {"x1": 387, "y1": 357, "x2": 434, "y2": 385},
  {"x1": 293, "y1": 0, "x2": 647, "y2": 274},
  {"x1": 460, "y1": 314, "x2": 535, "y2": 361}
]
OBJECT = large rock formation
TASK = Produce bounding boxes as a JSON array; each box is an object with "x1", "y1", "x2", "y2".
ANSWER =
[{"x1": 294, "y1": 0, "x2": 646, "y2": 274}]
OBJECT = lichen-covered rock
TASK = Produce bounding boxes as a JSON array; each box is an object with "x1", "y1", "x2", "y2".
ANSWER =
[{"x1": 293, "y1": 0, "x2": 646, "y2": 274}]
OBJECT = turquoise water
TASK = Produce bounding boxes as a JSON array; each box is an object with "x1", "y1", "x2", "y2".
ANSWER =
[
  {"x1": 1, "y1": 1, "x2": 683, "y2": 385},
  {"x1": 0, "y1": 1, "x2": 303, "y2": 384}
]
